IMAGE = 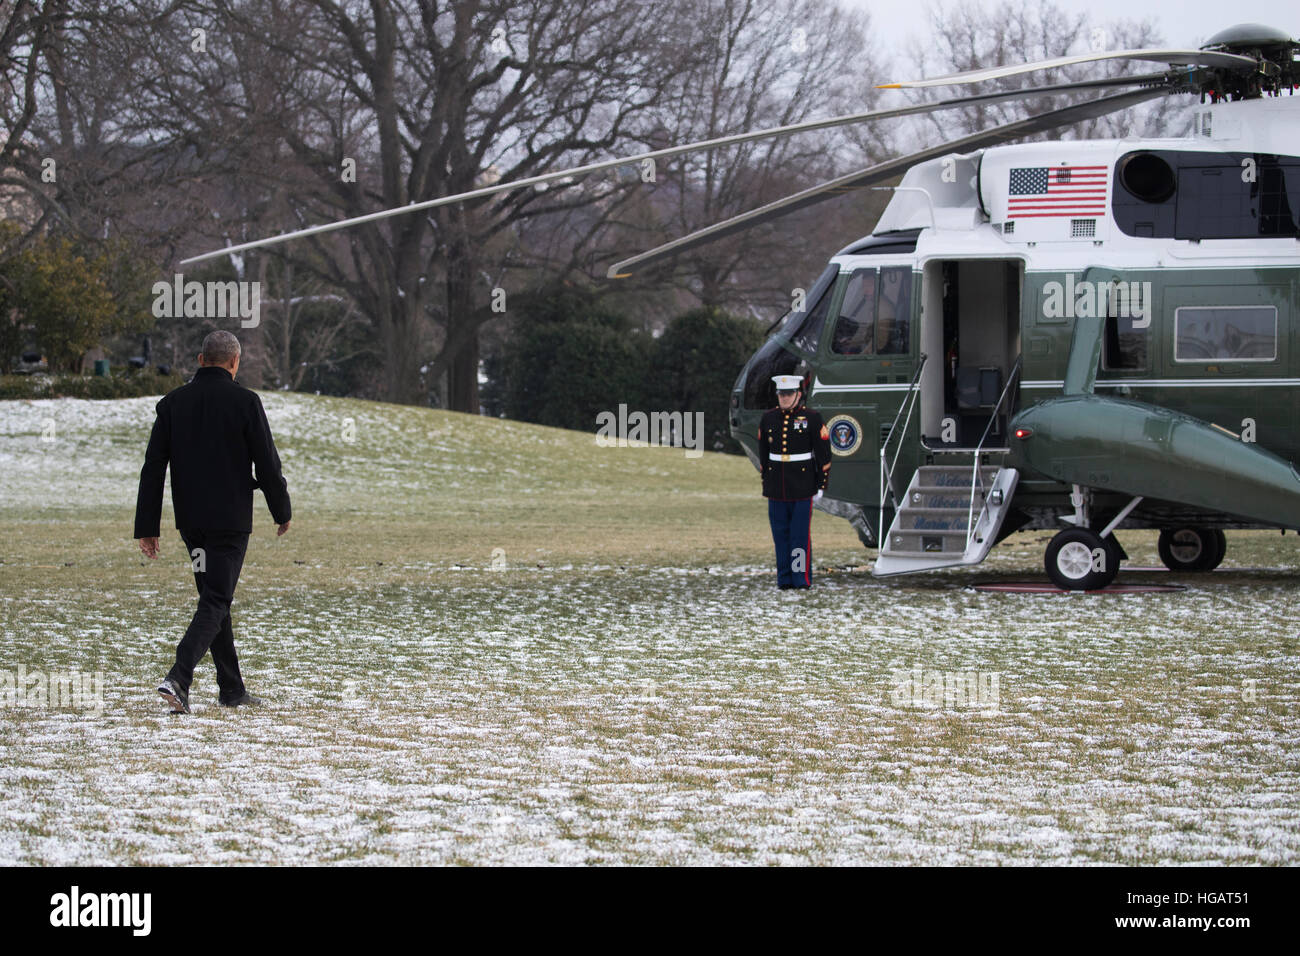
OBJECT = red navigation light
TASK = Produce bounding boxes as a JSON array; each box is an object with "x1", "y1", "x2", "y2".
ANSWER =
[{"x1": 1014, "y1": 427, "x2": 1033, "y2": 439}]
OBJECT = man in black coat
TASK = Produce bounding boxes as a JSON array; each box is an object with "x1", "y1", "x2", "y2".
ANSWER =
[
  {"x1": 134, "y1": 330, "x2": 291, "y2": 713},
  {"x1": 758, "y1": 374, "x2": 832, "y2": 588}
]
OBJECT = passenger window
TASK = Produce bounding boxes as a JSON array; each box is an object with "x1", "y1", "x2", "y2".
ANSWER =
[{"x1": 1174, "y1": 306, "x2": 1278, "y2": 362}]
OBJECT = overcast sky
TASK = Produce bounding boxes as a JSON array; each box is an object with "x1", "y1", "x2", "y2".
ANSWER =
[{"x1": 845, "y1": 0, "x2": 1299, "y2": 65}]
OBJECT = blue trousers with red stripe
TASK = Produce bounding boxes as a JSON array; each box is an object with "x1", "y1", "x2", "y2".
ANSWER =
[{"x1": 768, "y1": 498, "x2": 813, "y2": 588}]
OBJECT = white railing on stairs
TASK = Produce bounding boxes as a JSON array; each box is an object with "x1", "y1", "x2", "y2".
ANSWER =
[
  {"x1": 878, "y1": 353, "x2": 928, "y2": 550},
  {"x1": 965, "y1": 356, "x2": 1022, "y2": 552}
]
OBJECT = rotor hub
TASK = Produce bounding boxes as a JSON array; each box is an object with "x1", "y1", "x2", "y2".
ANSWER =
[{"x1": 1198, "y1": 23, "x2": 1299, "y2": 102}]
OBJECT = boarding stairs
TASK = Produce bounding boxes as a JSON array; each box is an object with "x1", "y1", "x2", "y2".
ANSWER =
[
  {"x1": 873, "y1": 354, "x2": 1022, "y2": 576},
  {"x1": 873, "y1": 463, "x2": 1020, "y2": 574}
]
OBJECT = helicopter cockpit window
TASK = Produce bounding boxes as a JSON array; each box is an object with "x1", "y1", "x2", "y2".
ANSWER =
[
  {"x1": 742, "y1": 337, "x2": 802, "y2": 409},
  {"x1": 876, "y1": 267, "x2": 912, "y2": 354},
  {"x1": 830, "y1": 270, "x2": 877, "y2": 355},
  {"x1": 774, "y1": 265, "x2": 837, "y2": 341},
  {"x1": 789, "y1": 277, "x2": 834, "y2": 354},
  {"x1": 1174, "y1": 306, "x2": 1278, "y2": 362},
  {"x1": 828, "y1": 266, "x2": 913, "y2": 356}
]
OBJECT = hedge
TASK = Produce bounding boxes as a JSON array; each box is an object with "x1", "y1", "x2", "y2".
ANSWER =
[{"x1": 0, "y1": 370, "x2": 185, "y2": 400}]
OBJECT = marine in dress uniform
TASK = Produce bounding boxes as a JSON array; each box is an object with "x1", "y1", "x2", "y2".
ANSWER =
[{"x1": 758, "y1": 374, "x2": 832, "y2": 589}]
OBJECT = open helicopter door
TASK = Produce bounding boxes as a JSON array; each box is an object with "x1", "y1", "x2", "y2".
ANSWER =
[
  {"x1": 920, "y1": 259, "x2": 1023, "y2": 448},
  {"x1": 874, "y1": 258, "x2": 1023, "y2": 575}
]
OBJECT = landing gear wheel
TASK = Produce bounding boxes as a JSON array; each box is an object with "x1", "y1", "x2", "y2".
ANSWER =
[
  {"x1": 1045, "y1": 528, "x2": 1120, "y2": 591},
  {"x1": 1205, "y1": 529, "x2": 1227, "y2": 571},
  {"x1": 1157, "y1": 528, "x2": 1224, "y2": 572}
]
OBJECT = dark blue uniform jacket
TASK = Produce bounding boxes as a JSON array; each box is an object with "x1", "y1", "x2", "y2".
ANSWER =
[{"x1": 758, "y1": 403, "x2": 832, "y2": 500}]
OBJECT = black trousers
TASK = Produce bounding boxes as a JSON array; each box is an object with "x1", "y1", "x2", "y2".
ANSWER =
[{"x1": 166, "y1": 529, "x2": 250, "y2": 702}]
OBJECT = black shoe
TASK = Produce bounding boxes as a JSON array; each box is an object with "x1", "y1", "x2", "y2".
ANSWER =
[
  {"x1": 157, "y1": 678, "x2": 189, "y2": 714},
  {"x1": 218, "y1": 692, "x2": 263, "y2": 707}
]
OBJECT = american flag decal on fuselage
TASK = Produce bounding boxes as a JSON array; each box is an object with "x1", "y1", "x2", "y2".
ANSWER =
[{"x1": 1007, "y1": 165, "x2": 1108, "y2": 218}]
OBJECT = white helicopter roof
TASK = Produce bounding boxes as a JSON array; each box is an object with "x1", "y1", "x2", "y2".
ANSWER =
[{"x1": 834, "y1": 93, "x2": 1300, "y2": 271}]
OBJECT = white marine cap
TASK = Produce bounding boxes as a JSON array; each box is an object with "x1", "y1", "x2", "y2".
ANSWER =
[{"x1": 772, "y1": 374, "x2": 803, "y2": 391}]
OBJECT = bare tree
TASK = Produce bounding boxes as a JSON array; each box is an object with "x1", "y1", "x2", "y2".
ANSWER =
[
  {"x1": 0, "y1": 0, "x2": 71, "y2": 256},
  {"x1": 117, "y1": 0, "x2": 709, "y2": 411},
  {"x1": 9, "y1": 0, "x2": 905, "y2": 398},
  {"x1": 900, "y1": 0, "x2": 1180, "y2": 146},
  {"x1": 611, "y1": 0, "x2": 890, "y2": 310}
]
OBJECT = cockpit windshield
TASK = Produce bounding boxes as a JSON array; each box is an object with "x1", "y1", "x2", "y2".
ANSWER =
[
  {"x1": 771, "y1": 265, "x2": 838, "y2": 345},
  {"x1": 742, "y1": 265, "x2": 838, "y2": 409}
]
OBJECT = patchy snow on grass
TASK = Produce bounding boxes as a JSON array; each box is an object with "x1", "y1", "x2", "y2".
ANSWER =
[{"x1": 2, "y1": 393, "x2": 1299, "y2": 864}]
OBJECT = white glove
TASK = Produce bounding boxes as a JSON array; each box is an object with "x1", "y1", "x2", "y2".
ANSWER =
[{"x1": 813, "y1": 490, "x2": 823, "y2": 503}]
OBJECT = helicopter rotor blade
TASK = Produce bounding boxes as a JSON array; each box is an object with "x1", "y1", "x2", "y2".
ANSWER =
[
  {"x1": 881, "y1": 48, "x2": 1255, "y2": 89},
  {"x1": 180, "y1": 73, "x2": 1171, "y2": 267},
  {"x1": 605, "y1": 85, "x2": 1169, "y2": 279}
]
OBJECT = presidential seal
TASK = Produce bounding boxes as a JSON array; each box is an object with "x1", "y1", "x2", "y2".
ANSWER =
[{"x1": 826, "y1": 414, "x2": 863, "y2": 456}]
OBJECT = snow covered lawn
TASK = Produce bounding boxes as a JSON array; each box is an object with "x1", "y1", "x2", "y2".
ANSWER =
[{"x1": 1, "y1": 393, "x2": 1297, "y2": 864}]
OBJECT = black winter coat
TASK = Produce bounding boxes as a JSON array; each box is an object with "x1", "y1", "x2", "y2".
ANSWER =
[{"x1": 133, "y1": 366, "x2": 291, "y2": 537}]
